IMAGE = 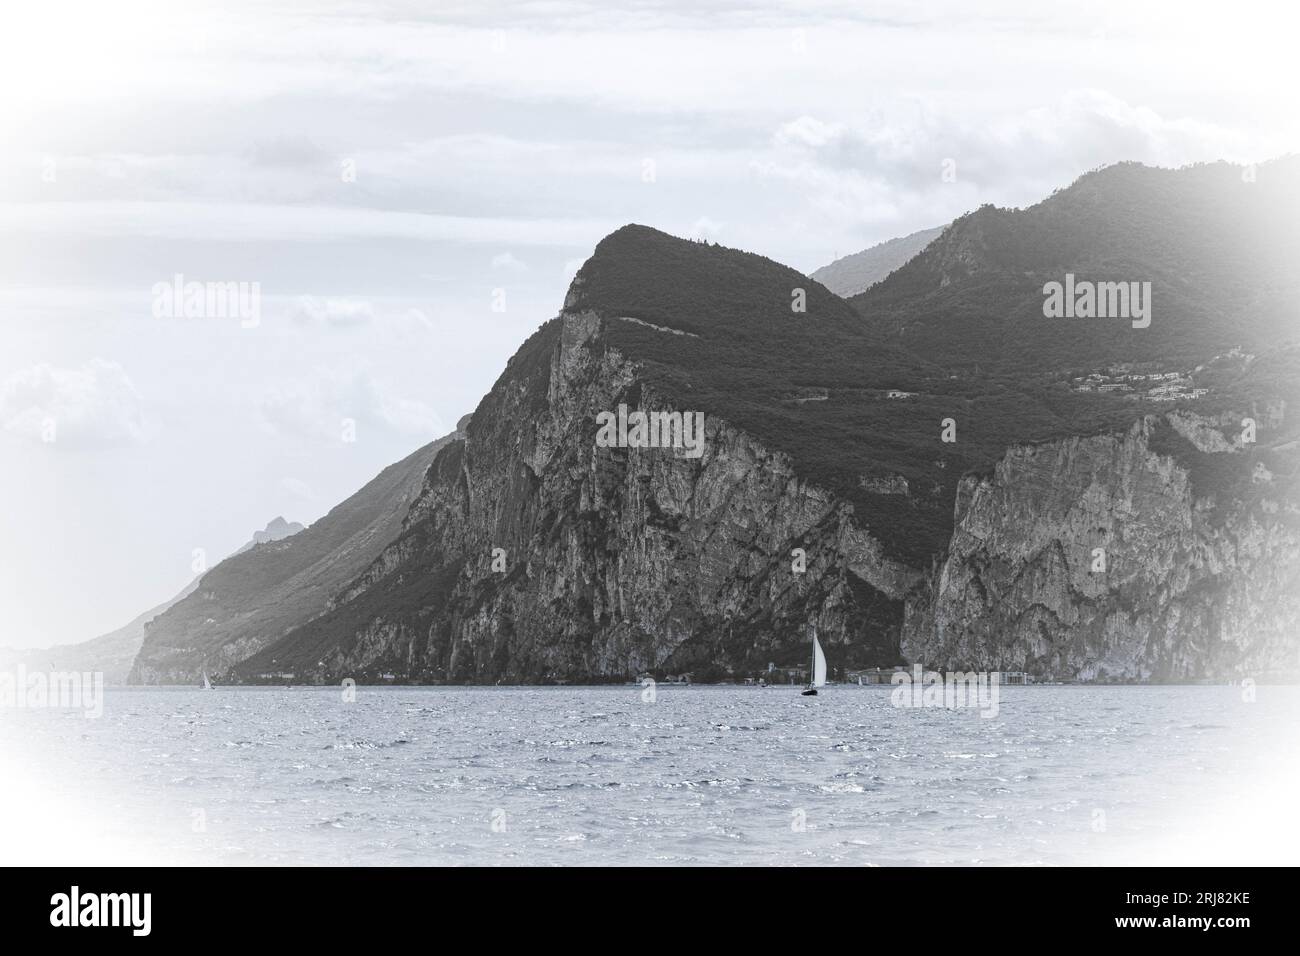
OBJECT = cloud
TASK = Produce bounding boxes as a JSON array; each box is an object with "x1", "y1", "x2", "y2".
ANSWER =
[
  {"x1": 247, "y1": 135, "x2": 329, "y2": 169},
  {"x1": 3, "y1": 201, "x2": 618, "y2": 247},
  {"x1": 490, "y1": 251, "x2": 529, "y2": 272},
  {"x1": 0, "y1": 358, "x2": 146, "y2": 446},
  {"x1": 402, "y1": 307, "x2": 435, "y2": 330},
  {"x1": 259, "y1": 369, "x2": 445, "y2": 442},
  {"x1": 771, "y1": 92, "x2": 1251, "y2": 195},
  {"x1": 280, "y1": 298, "x2": 441, "y2": 342},
  {"x1": 688, "y1": 216, "x2": 724, "y2": 240},
  {"x1": 775, "y1": 116, "x2": 846, "y2": 150},
  {"x1": 279, "y1": 477, "x2": 318, "y2": 502},
  {"x1": 288, "y1": 295, "x2": 375, "y2": 328},
  {"x1": 561, "y1": 257, "x2": 586, "y2": 281},
  {"x1": 748, "y1": 90, "x2": 1266, "y2": 263}
]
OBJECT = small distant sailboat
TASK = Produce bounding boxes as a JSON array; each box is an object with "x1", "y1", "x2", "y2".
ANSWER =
[
  {"x1": 201, "y1": 670, "x2": 213, "y2": 691},
  {"x1": 801, "y1": 626, "x2": 827, "y2": 696}
]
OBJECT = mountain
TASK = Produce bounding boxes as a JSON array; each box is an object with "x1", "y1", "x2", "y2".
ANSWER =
[
  {"x1": 232, "y1": 305, "x2": 923, "y2": 683},
  {"x1": 121, "y1": 159, "x2": 1300, "y2": 685},
  {"x1": 811, "y1": 225, "x2": 944, "y2": 297},
  {"x1": 551, "y1": 225, "x2": 1153, "y2": 565},
  {"x1": 852, "y1": 159, "x2": 1300, "y2": 373},
  {"x1": 1, "y1": 517, "x2": 304, "y2": 683},
  {"x1": 0, "y1": 587, "x2": 195, "y2": 685},
  {"x1": 238, "y1": 516, "x2": 305, "y2": 553},
  {"x1": 903, "y1": 406, "x2": 1300, "y2": 680},
  {"x1": 219, "y1": 159, "x2": 1299, "y2": 684},
  {"x1": 129, "y1": 429, "x2": 461, "y2": 683}
]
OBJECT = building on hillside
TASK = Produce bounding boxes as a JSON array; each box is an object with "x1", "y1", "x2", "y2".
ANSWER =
[{"x1": 846, "y1": 666, "x2": 909, "y2": 685}]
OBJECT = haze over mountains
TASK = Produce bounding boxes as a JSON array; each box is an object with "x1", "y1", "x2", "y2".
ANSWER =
[
  {"x1": 74, "y1": 158, "x2": 1300, "y2": 685},
  {"x1": 811, "y1": 225, "x2": 945, "y2": 297},
  {"x1": 240, "y1": 517, "x2": 305, "y2": 553},
  {"x1": 1, "y1": 517, "x2": 304, "y2": 683},
  {"x1": 129, "y1": 429, "x2": 463, "y2": 683}
]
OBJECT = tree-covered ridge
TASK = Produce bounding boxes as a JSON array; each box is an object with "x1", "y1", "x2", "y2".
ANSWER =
[
  {"x1": 566, "y1": 225, "x2": 1153, "y2": 566},
  {"x1": 854, "y1": 158, "x2": 1300, "y2": 372},
  {"x1": 565, "y1": 155, "x2": 1300, "y2": 567}
]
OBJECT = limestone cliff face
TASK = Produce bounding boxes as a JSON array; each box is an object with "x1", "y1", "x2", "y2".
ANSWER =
[
  {"x1": 900, "y1": 418, "x2": 1300, "y2": 680},
  {"x1": 237, "y1": 309, "x2": 1299, "y2": 684},
  {"x1": 238, "y1": 310, "x2": 920, "y2": 682}
]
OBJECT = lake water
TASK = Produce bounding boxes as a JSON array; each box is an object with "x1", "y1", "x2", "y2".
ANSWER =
[{"x1": 2, "y1": 684, "x2": 1298, "y2": 865}]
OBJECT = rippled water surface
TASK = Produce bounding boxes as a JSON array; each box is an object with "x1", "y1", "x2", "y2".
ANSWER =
[{"x1": 3, "y1": 684, "x2": 1297, "y2": 865}]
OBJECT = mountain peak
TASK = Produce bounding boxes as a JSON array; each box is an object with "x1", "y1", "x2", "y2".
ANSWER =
[
  {"x1": 233, "y1": 516, "x2": 306, "y2": 556},
  {"x1": 566, "y1": 224, "x2": 856, "y2": 337},
  {"x1": 254, "y1": 516, "x2": 304, "y2": 543}
]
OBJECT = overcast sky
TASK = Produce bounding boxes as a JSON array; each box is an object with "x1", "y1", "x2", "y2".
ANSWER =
[{"x1": 1, "y1": 0, "x2": 1297, "y2": 648}]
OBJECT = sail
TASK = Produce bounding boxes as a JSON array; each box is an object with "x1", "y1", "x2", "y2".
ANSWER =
[
  {"x1": 202, "y1": 671, "x2": 212, "y2": 690},
  {"x1": 811, "y1": 629, "x2": 827, "y2": 687}
]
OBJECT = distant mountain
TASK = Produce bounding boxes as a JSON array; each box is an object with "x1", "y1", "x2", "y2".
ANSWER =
[
  {"x1": 238, "y1": 516, "x2": 305, "y2": 553},
  {"x1": 2, "y1": 517, "x2": 305, "y2": 683},
  {"x1": 0, "y1": 587, "x2": 194, "y2": 685},
  {"x1": 853, "y1": 158, "x2": 1300, "y2": 373},
  {"x1": 129, "y1": 429, "x2": 460, "y2": 683},
  {"x1": 811, "y1": 225, "x2": 944, "y2": 297}
]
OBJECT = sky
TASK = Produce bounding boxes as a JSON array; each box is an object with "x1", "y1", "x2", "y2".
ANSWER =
[{"x1": 1, "y1": 0, "x2": 1298, "y2": 648}]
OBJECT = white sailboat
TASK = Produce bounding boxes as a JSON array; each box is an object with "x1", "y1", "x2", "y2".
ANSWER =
[
  {"x1": 201, "y1": 670, "x2": 213, "y2": 690},
  {"x1": 801, "y1": 626, "x2": 827, "y2": 696}
]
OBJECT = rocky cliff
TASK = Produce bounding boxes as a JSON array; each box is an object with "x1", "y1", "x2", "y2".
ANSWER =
[
  {"x1": 254, "y1": 350, "x2": 1298, "y2": 683},
  {"x1": 229, "y1": 202, "x2": 1299, "y2": 684},
  {"x1": 234, "y1": 310, "x2": 920, "y2": 682},
  {"x1": 900, "y1": 415, "x2": 1300, "y2": 680}
]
